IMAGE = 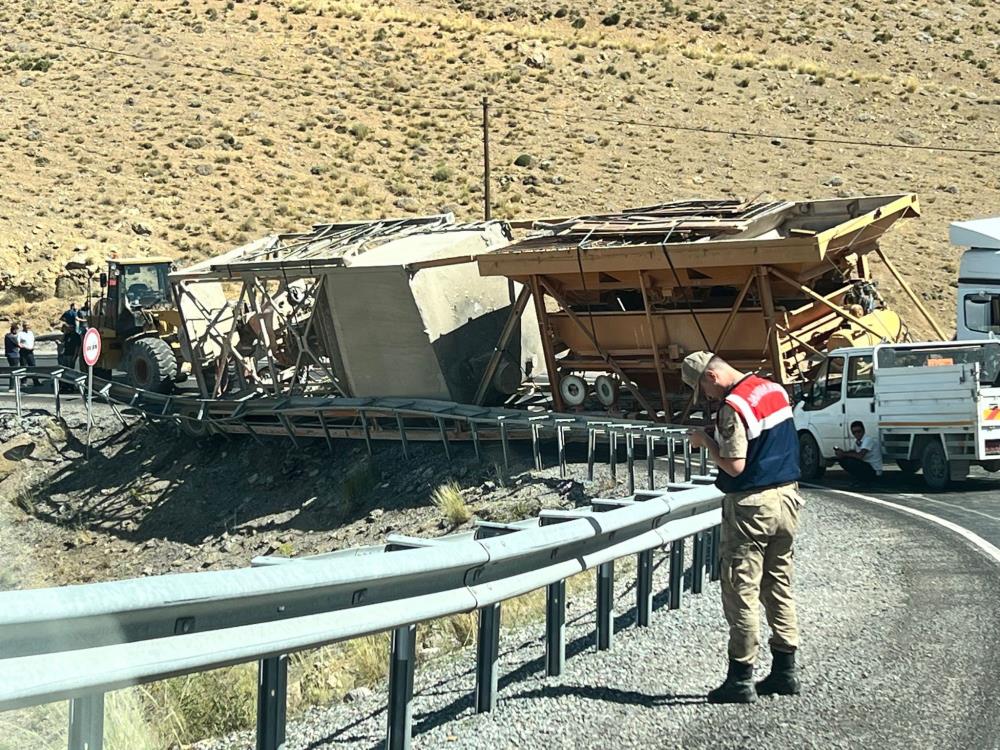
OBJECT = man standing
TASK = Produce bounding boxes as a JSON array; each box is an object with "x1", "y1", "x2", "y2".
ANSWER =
[
  {"x1": 60, "y1": 302, "x2": 78, "y2": 330},
  {"x1": 17, "y1": 322, "x2": 42, "y2": 386},
  {"x1": 834, "y1": 421, "x2": 882, "y2": 484},
  {"x1": 4, "y1": 323, "x2": 19, "y2": 390},
  {"x1": 682, "y1": 351, "x2": 803, "y2": 704}
]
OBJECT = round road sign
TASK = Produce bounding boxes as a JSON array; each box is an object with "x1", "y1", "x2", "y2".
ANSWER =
[{"x1": 82, "y1": 328, "x2": 102, "y2": 367}]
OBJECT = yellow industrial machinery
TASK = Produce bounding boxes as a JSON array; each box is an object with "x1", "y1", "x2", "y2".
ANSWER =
[{"x1": 84, "y1": 257, "x2": 185, "y2": 392}]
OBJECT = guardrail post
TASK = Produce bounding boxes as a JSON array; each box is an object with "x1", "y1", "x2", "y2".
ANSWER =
[
  {"x1": 475, "y1": 603, "x2": 501, "y2": 713},
  {"x1": 53, "y1": 374, "x2": 62, "y2": 418},
  {"x1": 437, "y1": 417, "x2": 451, "y2": 461},
  {"x1": 470, "y1": 421, "x2": 481, "y2": 463},
  {"x1": 609, "y1": 430, "x2": 617, "y2": 482},
  {"x1": 530, "y1": 420, "x2": 542, "y2": 470},
  {"x1": 395, "y1": 414, "x2": 409, "y2": 460},
  {"x1": 68, "y1": 693, "x2": 104, "y2": 750},
  {"x1": 699, "y1": 445, "x2": 708, "y2": 475},
  {"x1": 586, "y1": 426, "x2": 596, "y2": 481},
  {"x1": 556, "y1": 422, "x2": 569, "y2": 478},
  {"x1": 498, "y1": 416, "x2": 510, "y2": 472},
  {"x1": 256, "y1": 655, "x2": 287, "y2": 750},
  {"x1": 625, "y1": 430, "x2": 635, "y2": 495},
  {"x1": 683, "y1": 439, "x2": 692, "y2": 482},
  {"x1": 13, "y1": 371, "x2": 23, "y2": 418},
  {"x1": 636, "y1": 549, "x2": 653, "y2": 627},
  {"x1": 545, "y1": 580, "x2": 566, "y2": 676},
  {"x1": 666, "y1": 437, "x2": 676, "y2": 483},
  {"x1": 359, "y1": 410, "x2": 373, "y2": 456},
  {"x1": 669, "y1": 537, "x2": 685, "y2": 610},
  {"x1": 645, "y1": 433, "x2": 655, "y2": 490},
  {"x1": 691, "y1": 532, "x2": 706, "y2": 595},
  {"x1": 710, "y1": 525, "x2": 722, "y2": 581},
  {"x1": 596, "y1": 560, "x2": 614, "y2": 650},
  {"x1": 387, "y1": 624, "x2": 417, "y2": 750}
]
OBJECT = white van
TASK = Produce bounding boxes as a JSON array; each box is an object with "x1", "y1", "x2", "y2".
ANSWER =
[
  {"x1": 794, "y1": 340, "x2": 1000, "y2": 490},
  {"x1": 952, "y1": 217, "x2": 1000, "y2": 340}
]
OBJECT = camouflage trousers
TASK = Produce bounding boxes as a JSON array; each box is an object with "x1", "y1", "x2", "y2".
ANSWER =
[{"x1": 720, "y1": 483, "x2": 803, "y2": 664}]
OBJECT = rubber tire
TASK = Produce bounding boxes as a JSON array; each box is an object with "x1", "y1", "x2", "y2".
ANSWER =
[
  {"x1": 896, "y1": 459, "x2": 920, "y2": 476},
  {"x1": 920, "y1": 440, "x2": 950, "y2": 492},
  {"x1": 126, "y1": 337, "x2": 178, "y2": 394},
  {"x1": 798, "y1": 432, "x2": 826, "y2": 481}
]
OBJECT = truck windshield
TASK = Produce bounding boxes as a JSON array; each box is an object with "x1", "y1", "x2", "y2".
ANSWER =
[
  {"x1": 964, "y1": 293, "x2": 1000, "y2": 335},
  {"x1": 876, "y1": 343, "x2": 1000, "y2": 385}
]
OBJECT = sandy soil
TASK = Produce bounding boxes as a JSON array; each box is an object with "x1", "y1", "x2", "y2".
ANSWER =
[{"x1": 1, "y1": 0, "x2": 997, "y2": 336}]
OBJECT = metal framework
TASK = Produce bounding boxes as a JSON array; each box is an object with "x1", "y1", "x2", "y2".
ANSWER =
[
  {"x1": 479, "y1": 194, "x2": 928, "y2": 419},
  {"x1": 170, "y1": 216, "x2": 460, "y2": 398}
]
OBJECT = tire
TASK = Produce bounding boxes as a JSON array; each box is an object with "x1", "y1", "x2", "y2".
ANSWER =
[
  {"x1": 920, "y1": 440, "x2": 949, "y2": 492},
  {"x1": 896, "y1": 459, "x2": 920, "y2": 476},
  {"x1": 126, "y1": 337, "x2": 178, "y2": 393},
  {"x1": 798, "y1": 432, "x2": 826, "y2": 480}
]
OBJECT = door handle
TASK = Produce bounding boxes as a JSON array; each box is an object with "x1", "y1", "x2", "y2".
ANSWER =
[{"x1": 870, "y1": 401, "x2": 875, "y2": 413}]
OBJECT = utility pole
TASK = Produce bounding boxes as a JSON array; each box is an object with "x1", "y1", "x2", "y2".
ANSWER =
[{"x1": 482, "y1": 95, "x2": 492, "y2": 221}]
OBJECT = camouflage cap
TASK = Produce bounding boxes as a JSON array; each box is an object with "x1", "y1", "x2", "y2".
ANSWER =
[{"x1": 680, "y1": 350, "x2": 716, "y2": 397}]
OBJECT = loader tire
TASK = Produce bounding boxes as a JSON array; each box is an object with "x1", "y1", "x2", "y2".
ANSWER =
[{"x1": 127, "y1": 337, "x2": 178, "y2": 394}]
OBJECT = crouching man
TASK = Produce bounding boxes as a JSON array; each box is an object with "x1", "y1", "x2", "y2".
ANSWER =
[{"x1": 682, "y1": 351, "x2": 805, "y2": 704}]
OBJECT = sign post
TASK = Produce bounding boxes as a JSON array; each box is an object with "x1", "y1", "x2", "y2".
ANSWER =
[{"x1": 82, "y1": 328, "x2": 102, "y2": 458}]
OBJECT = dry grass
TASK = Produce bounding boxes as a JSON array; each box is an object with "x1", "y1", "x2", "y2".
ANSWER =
[{"x1": 432, "y1": 481, "x2": 471, "y2": 526}]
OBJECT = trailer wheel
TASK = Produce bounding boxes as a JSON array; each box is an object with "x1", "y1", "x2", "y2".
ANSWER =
[
  {"x1": 921, "y1": 440, "x2": 949, "y2": 491},
  {"x1": 798, "y1": 432, "x2": 825, "y2": 481},
  {"x1": 896, "y1": 459, "x2": 920, "y2": 476}
]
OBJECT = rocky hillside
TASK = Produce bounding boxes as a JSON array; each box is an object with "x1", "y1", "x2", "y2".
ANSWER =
[{"x1": 1, "y1": 0, "x2": 997, "y2": 332}]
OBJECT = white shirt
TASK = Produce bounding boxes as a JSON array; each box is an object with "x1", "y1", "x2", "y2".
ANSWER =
[
  {"x1": 16, "y1": 331, "x2": 34, "y2": 351},
  {"x1": 854, "y1": 434, "x2": 883, "y2": 474}
]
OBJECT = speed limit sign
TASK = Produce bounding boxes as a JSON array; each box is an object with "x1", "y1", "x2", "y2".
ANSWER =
[{"x1": 82, "y1": 328, "x2": 102, "y2": 367}]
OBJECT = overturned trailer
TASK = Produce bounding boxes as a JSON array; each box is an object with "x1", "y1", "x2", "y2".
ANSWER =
[
  {"x1": 170, "y1": 215, "x2": 542, "y2": 404},
  {"x1": 478, "y1": 194, "x2": 925, "y2": 418}
]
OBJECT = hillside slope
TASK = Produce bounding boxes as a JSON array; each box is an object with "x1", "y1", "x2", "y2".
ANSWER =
[{"x1": 1, "y1": 0, "x2": 997, "y2": 332}]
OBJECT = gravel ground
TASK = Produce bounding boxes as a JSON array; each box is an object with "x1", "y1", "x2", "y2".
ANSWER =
[{"x1": 200, "y1": 491, "x2": 1000, "y2": 750}]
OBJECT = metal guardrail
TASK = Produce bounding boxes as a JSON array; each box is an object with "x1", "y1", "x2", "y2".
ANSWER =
[
  {"x1": 0, "y1": 473, "x2": 722, "y2": 750},
  {"x1": 0, "y1": 366, "x2": 709, "y2": 492}
]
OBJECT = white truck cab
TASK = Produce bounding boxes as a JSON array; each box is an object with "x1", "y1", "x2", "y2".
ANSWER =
[
  {"x1": 794, "y1": 340, "x2": 1000, "y2": 489},
  {"x1": 951, "y1": 217, "x2": 1000, "y2": 340}
]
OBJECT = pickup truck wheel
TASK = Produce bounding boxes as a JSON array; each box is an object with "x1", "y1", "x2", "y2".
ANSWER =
[
  {"x1": 921, "y1": 440, "x2": 949, "y2": 491},
  {"x1": 896, "y1": 459, "x2": 920, "y2": 476},
  {"x1": 799, "y1": 432, "x2": 825, "y2": 480}
]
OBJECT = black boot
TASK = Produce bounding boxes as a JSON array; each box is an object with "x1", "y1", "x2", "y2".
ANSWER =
[
  {"x1": 707, "y1": 659, "x2": 757, "y2": 704},
  {"x1": 755, "y1": 648, "x2": 801, "y2": 696}
]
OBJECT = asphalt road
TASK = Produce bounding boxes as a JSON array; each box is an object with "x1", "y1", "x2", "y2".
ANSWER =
[{"x1": 816, "y1": 466, "x2": 1000, "y2": 550}]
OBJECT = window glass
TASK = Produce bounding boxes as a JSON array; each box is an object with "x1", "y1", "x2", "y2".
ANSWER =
[
  {"x1": 965, "y1": 294, "x2": 1000, "y2": 335},
  {"x1": 846, "y1": 355, "x2": 874, "y2": 398},
  {"x1": 803, "y1": 356, "x2": 845, "y2": 411}
]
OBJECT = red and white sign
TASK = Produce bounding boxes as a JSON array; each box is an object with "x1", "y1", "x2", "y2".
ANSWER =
[{"x1": 82, "y1": 328, "x2": 102, "y2": 367}]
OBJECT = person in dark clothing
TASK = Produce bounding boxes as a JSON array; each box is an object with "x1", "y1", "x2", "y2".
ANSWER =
[
  {"x1": 60, "y1": 303, "x2": 78, "y2": 329},
  {"x1": 4, "y1": 324, "x2": 19, "y2": 390}
]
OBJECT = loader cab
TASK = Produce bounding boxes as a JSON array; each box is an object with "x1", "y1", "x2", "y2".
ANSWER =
[
  {"x1": 100, "y1": 259, "x2": 172, "y2": 336},
  {"x1": 951, "y1": 218, "x2": 1000, "y2": 340}
]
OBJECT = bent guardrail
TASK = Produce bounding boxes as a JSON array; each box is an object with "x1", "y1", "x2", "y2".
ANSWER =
[{"x1": 0, "y1": 475, "x2": 722, "y2": 750}]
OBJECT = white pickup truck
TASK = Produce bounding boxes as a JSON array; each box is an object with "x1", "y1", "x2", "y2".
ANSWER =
[{"x1": 794, "y1": 340, "x2": 1000, "y2": 490}]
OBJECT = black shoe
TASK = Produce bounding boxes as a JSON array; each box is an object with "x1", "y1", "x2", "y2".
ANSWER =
[
  {"x1": 755, "y1": 648, "x2": 801, "y2": 696},
  {"x1": 707, "y1": 659, "x2": 757, "y2": 704}
]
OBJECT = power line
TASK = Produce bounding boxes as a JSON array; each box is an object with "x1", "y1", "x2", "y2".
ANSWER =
[{"x1": 16, "y1": 30, "x2": 1000, "y2": 157}]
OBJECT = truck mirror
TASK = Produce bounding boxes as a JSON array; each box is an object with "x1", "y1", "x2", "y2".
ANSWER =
[{"x1": 99, "y1": 272, "x2": 108, "y2": 288}]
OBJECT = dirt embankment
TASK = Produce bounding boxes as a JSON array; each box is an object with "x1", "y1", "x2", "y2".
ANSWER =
[
  {"x1": 1, "y1": 0, "x2": 997, "y2": 336},
  {"x1": 0, "y1": 402, "x2": 601, "y2": 590}
]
